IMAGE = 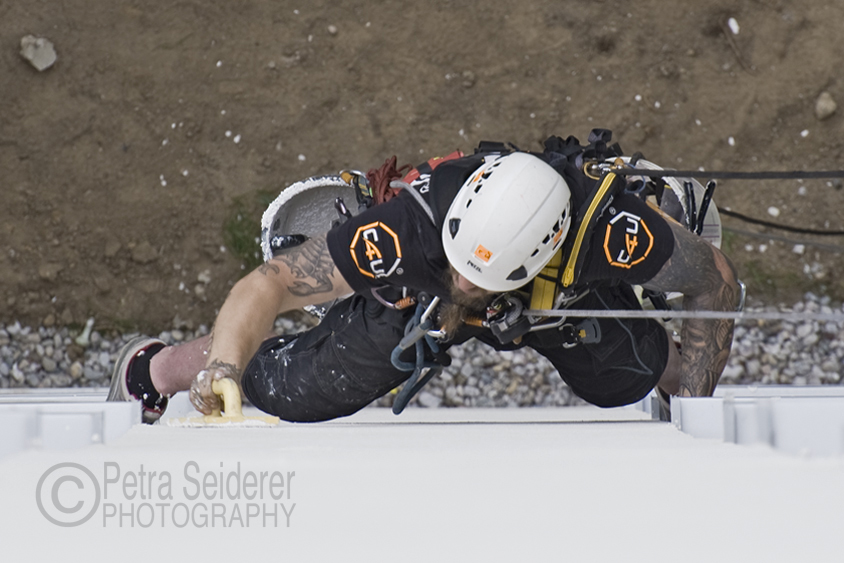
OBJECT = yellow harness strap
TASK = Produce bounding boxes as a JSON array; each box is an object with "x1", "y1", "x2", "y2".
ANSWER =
[
  {"x1": 529, "y1": 248, "x2": 563, "y2": 310},
  {"x1": 562, "y1": 172, "x2": 618, "y2": 287},
  {"x1": 529, "y1": 172, "x2": 620, "y2": 309}
]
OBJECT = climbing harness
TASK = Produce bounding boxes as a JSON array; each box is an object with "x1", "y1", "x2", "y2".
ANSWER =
[{"x1": 389, "y1": 295, "x2": 449, "y2": 414}]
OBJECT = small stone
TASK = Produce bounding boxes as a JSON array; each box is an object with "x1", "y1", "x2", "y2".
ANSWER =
[
  {"x1": 98, "y1": 351, "x2": 111, "y2": 368},
  {"x1": 41, "y1": 357, "x2": 57, "y2": 372},
  {"x1": 821, "y1": 359, "x2": 839, "y2": 372},
  {"x1": 173, "y1": 315, "x2": 195, "y2": 331},
  {"x1": 796, "y1": 319, "x2": 813, "y2": 338},
  {"x1": 43, "y1": 314, "x2": 55, "y2": 327},
  {"x1": 94, "y1": 275, "x2": 113, "y2": 293},
  {"x1": 0, "y1": 363, "x2": 9, "y2": 377},
  {"x1": 464, "y1": 385, "x2": 480, "y2": 397},
  {"x1": 802, "y1": 333, "x2": 819, "y2": 347},
  {"x1": 38, "y1": 263, "x2": 63, "y2": 281},
  {"x1": 60, "y1": 308, "x2": 74, "y2": 325},
  {"x1": 725, "y1": 17, "x2": 740, "y2": 34},
  {"x1": 131, "y1": 241, "x2": 158, "y2": 264},
  {"x1": 417, "y1": 391, "x2": 442, "y2": 408},
  {"x1": 104, "y1": 239, "x2": 122, "y2": 258},
  {"x1": 69, "y1": 362, "x2": 84, "y2": 379},
  {"x1": 20, "y1": 35, "x2": 57, "y2": 71},
  {"x1": 815, "y1": 92, "x2": 837, "y2": 121},
  {"x1": 721, "y1": 364, "x2": 744, "y2": 380},
  {"x1": 197, "y1": 270, "x2": 212, "y2": 284},
  {"x1": 327, "y1": 25, "x2": 338, "y2": 35},
  {"x1": 49, "y1": 374, "x2": 72, "y2": 387},
  {"x1": 66, "y1": 343, "x2": 84, "y2": 362},
  {"x1": 171, "y1": 329, "x2": 185, "y2": 342},
  {"x1": 194, "y1": 284, "x2": 206, "y2": 299},
  {"x1": 84, "y1": 366, "x2": 105, "y2": 380}
]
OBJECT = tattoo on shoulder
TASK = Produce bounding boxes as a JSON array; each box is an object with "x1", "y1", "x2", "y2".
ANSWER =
[
  {"x1": 258, "y1": 262, "x2": 280, "y2": 276},
  {"x1": 270, "y1": 235, "x2": 336, "y2": 296}
]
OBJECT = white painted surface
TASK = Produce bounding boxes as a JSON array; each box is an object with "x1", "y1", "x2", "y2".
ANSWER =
[{"x1": 2, "y1": 406, "x2": 842, "y2": 562}]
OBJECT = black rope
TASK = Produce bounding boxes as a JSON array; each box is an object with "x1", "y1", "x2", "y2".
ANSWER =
[
  {"x1": 608, "y1": 165, "x2": 844, "y2": 235},
  {"x1": 613, "y1": 168, "x2": 844, "y2": 180},
  {"x1": 719, "y1": 209, "x2": 844, "y2": 236}
]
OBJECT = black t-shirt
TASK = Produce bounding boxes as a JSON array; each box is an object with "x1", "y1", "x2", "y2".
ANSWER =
[
  {"x1": 327, "y1": 191, "x2": 452, "y2": 298},
  {"x1": 326, "y1": 187, "x2": 674, "y2": 300}
]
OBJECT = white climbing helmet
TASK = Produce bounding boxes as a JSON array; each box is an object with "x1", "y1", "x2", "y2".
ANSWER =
[{"x1": 442, "y1": 152, "x2": 573, "y2": 292}]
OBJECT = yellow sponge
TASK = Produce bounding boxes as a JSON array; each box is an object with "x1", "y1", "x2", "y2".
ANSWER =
[{"x1": 167, "y1": 378, "x2": 280, "y2": 427}]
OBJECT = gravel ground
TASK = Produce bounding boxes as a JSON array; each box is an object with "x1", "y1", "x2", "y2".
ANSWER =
[{"x1": 1, "y1": 293, "x2": 842, "y2": 410}]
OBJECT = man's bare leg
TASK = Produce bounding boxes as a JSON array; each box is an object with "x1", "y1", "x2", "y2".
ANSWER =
[
  {"x1": 149, "y1": 335, "x2": 212, "y2": 396},
  {"x1": 148, "y1": 332, "x2": 278, "y2": 396}
]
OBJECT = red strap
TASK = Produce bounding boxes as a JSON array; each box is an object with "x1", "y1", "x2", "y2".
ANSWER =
[{"x1": 366, "y1": 150, "x2": 465, "y2": 205}]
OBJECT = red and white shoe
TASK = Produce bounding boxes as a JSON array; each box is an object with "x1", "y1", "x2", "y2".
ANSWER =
[{"x1": 107, "y1": 336, "x2": 168, "y2": 424}]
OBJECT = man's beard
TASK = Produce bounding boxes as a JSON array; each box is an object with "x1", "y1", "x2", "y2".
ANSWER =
[{"x1": 438, "y1": 268, "x2": 493, "y2": 337}]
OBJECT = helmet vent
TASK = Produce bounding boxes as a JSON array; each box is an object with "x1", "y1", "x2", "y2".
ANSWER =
[
  {"x1": 474, "y1": 183, "x2": 483, "y2": 193},
  {"x1": 448, "y1": 218, "x2": 461, "y2": 238},
  {"x1": 466, "y1": 199, "x2": 473, "y2": 208},
  {"x1": 506, "y1": 266, "x2": 528, "y2": 281},
  {"x1": 542, "y1": 234, "x2": 550, "y2": 244},
  {"x1": 530, "y1": 249, "x2": 539, "y2": 257}
]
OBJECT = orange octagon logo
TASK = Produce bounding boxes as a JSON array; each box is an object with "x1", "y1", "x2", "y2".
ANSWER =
[
  {"x1": 349, "y1": 221, "x2": 403, "y2": 278},
  {"x1": 603, "y1": 211, "x2": 654, "y2": 269}
]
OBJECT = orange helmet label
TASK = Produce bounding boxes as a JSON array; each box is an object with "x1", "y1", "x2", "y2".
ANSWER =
[{"x1": 474, "y1": 244, "x2": 493, "y2": 263}]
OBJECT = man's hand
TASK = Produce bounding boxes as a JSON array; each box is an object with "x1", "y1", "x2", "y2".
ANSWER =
[{"x1": 189, "y1": 360, "x2": 240, "y2": 415}]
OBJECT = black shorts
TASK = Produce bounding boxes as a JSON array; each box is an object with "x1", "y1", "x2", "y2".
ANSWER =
[
  {"x1": 520, "y1": 285, "x2": 668, "y2": 407},
  {"x1": 241, "y1": 285, "x2": 668, "y2": 422},
  {"x1": 241, "y1": 294, "x2": 415, "y2": 422}
]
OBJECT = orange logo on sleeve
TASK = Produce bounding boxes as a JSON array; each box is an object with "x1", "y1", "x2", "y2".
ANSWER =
[
  {"x1": 603, "y1": 211, "x2": 654, "y2": 269},
  {"x1": 350, "y1": 221, "x2": 402, "y2": 278}
]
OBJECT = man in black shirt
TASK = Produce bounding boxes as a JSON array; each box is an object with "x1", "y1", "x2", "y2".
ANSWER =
[{"x1": 108, "y1": 134, "x2": 740, "y2": 423}]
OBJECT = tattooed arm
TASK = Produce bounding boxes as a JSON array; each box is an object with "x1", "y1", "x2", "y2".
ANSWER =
[
  {"x1": 642, "y1": 220, "x2": 740, "y2": 397},
  {"x1": 190, "y1": 233, "x2": 353, "y2": 413}
]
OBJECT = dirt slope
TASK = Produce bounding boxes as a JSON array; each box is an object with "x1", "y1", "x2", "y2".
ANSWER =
[{"x1": 2, "y1": 0, "x2": 843, "y2": 332}]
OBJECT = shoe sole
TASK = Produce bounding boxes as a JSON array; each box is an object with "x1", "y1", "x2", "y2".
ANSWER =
[{"x1": 107, "y1": 336, "x2": 165, "y2": 403}]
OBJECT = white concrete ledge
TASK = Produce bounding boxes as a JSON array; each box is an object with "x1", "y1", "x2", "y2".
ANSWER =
[
  {"x1": 0, "y1": 390, "x2": 139, "y2": 459},
  {"x1": 669, "y1": 386, "x2": 844, "y2": 456}
]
